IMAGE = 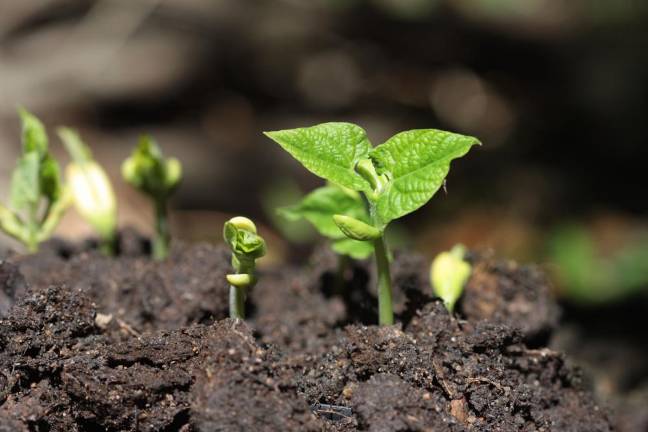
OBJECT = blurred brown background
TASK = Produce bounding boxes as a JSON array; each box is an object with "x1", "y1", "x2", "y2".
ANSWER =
[{"x1": 1, "y1": 0, "x2": 648, "y2": 300}]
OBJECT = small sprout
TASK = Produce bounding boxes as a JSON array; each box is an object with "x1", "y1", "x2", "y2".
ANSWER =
[
  {"x1": 266, "y1": 122, "x2": 478, "y2": 325},
  {"x1": 0, "y1": 109, "x2": 71, "y2": 252},
  {"x1": 122, "y1": 135, "x2": 182, "y2": 260},
  {"x1": 59, "y1": 128, "x2": 117, "y2": 255},
  {"x1": 431, "y1": 244, "x2": 472, "y2": 312},
  {"x1": 223, "y1": 216, "x2": 266, "y2": 319}
]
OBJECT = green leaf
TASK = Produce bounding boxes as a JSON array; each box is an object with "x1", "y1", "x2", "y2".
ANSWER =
[
  {"x1": 58, "y1": 127, "x2": 92, "y2": 165},
  {"x1": 9, "y1": 153, "x2": 40, "y2": 210},
  {"x1": 332, "y1": 237, "x2": 374, "y2": 259},
  {"x1": 223, "y1": 219, "x2": 266, "y2": 260},
  {"x1": 39, "y1": 154, "x2": 63, "y2": 202},
  {"x1": 370, "y1": 129, "x2": 479, "y2": 226},
  {"x1": 264, "y1": 123, "x2": 372, "y2": 192},
  {"x1": 19, "y1": 108, "x2": 48, "y2": 156},
  {"x1": 333, "y1": 214, "x2": 381, "y2": 241},
  {"x1": 277, "y1": 185, "x2": 368, "y2": 239}
]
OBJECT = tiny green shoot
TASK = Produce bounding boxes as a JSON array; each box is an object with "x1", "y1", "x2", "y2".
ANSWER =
[
  {"x1": 0, "y1": 109, "x2": 72, "y2": 252},
  {"x1": 121, "y1": 136, "x2": 182, "y2": 260},
  {"x1": 430, "y1": 244, "x2": 472, "y2": 312},
  {"x1": 58, "y1": 128, "x2": 118, "y2": 256},
  {"x1": 223, "y1": 216, "x2": 267, "y2": 319},
  {"x1": 265, "y1": 122, "x2": 479, "y2": 325}
]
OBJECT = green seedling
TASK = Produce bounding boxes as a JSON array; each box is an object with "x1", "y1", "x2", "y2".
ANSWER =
[
  {"x1": 59, "y1": 128, "x2": 118, "y2": 255},
  {"x1": 122, "y1": 135, "x2": 182, "y2": 260},
  {"x1": 0, "y1": 109, "x2": 71, "y2": 252},
  {"x1": 431, "y1": 244, "x2": 472, "y2": 312},
  {"x1": 266, "y1": 122, "x2": 478, "y2": 325},
  {"x1": 223, "y1": 216, "x2": 267, "y2": 319}
]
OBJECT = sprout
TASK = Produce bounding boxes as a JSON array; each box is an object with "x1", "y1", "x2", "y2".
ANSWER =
[
  {"x1": 0, "y1": 109, "x2": 71, "y2": 252},
  {"x1": 266, "y1": 123, "x2": 478, "y2": 325},
  {"x1": 122, "y1": 135, "x2": 182, "y2": 260},
  {"x1": 431, "y1": 244, "x2": 472, "y2": 312},
  {"x1": 223, "y1": 216, "x2": 266, "y2": 319},
  {"x1": 59, "y1": 128, "x2": 117, "y2": 255}
]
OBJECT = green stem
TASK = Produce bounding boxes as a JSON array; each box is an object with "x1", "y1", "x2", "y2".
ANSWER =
[
  {"x1": 99, "y1": 232, "x2": 117, "y2": 256},
  {"x1": 229, "y1": 285, "x2": 246, "y2": 319},
  {"x1": 153, "y1": 198, "x2": 169, "y2": 260},
  {"x1": 373, "y1": 234, "x2": 393, "y2": 325},
  {"x1": 230, "y1": 260, "x2": 253, "y2": 320}
]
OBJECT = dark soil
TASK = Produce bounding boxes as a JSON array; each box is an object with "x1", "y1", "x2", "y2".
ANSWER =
[{"x1": 0, "y1": 232, "x2": 613, "y2": 431}]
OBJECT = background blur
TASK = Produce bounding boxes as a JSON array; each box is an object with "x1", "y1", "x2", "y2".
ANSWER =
[
  {"x1": 2, "y1": 0, "x2": 648, "y2": 294},
  {"x1": 1, "y1": 0, "x2": 648, "y2": 428}
]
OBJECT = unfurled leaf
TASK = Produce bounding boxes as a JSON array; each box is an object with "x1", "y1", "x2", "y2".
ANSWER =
[
  {"x1": 9, "y1": 153, "x2": 40, "y2": 210},
  {"x1": 278, "y1": 185, "x2": 368, "y2": 239},
  {"x1": 19, "y1": 109, "x2": 47, "y2": 156},
  {"x1": 264, "y1": 123, "x2": 372, "y2": 192},
  {"x1": 332, "y1": 237, "x2": 374, "y2": 259},
  {"x1": 370, "y1": 129, "x2": 479, "y2": 226}
]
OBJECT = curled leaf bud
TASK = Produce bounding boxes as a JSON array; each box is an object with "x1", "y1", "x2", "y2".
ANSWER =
[
  {"x1": 431, "y1": 244, "x2": 472, "y2": 312},
  {"x1": 333, "y1": 214, "x2": 381, "y2": 241}
]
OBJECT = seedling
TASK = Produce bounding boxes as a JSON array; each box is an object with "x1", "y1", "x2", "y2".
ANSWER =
[
  {"x1": 122, "y1": 136, "x2": 182, "y2": 260},
  {"x1": 266, "y1": 122, "x2": 478, "y2": 325},
  {"x1": 59, "y1": 128, "x2": 118, "y2": 255},
  {"x1": 223, "y1": 216, "x2": 266, "y2": 319},
  {"x1": 0, "y1": 109, "x2": 71, "y2": 252},
  {"x1": 430, "y1": 244, "x2": 472, "y2": 312}
]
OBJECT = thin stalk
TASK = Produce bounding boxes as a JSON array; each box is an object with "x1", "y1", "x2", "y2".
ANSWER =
[
  {"x1": 373, "y1": 234, "x2": 393, "y2": 325},
  {"x1": 99, "y1": 232, "x2": 117, "y2": 256},
  {"x1": 153, "y1": 198, "x2": 169, "y2": 260},
  {"x1": 229, "y1": 261, "x2": 253, "y2": 320}
]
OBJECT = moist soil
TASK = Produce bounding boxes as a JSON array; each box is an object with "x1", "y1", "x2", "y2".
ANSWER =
[{"x1": 0, "y1": 231, "x2": 613, "y2": 431}]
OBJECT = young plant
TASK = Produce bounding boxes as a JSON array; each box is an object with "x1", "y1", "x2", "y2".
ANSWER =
[
  {"x1": 223, "y1": 216, "x2": 266, "y2": 319},
  {"x1": 0, "y1": 109, "x2": 71, "y2": 252},
  {"x1": 59, "y1": 128, "x2": 118, "y2": 255},
  {"x1": 266, "y1": 122, "x2": 479, "y2": 325},
  {"x1": 430, "y1": 244, "x2": 472, "y2": 312},
  {"x1": 121, "y1": 136, "x2": 182, "y2": 260}
]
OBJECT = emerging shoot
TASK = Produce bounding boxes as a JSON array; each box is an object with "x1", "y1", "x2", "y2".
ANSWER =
[
  {"x1": 122, "y1": 136, "x2": 182, "y2": 260},
  {"x1": 59, "y1": 128, "x2": 117, "y2": 255},
  {"x1": 431, "y1": 244, "x2": 472, "y2": 312},
  {"x1": 223, "y1": 216, "x2": 266, "y2": 319},
  {"x1": 266, "y1": 122, "x2": 479, "y2": 325},
  {"x1": 0, "y1": 109, "x2": 71, "y2": 252}
]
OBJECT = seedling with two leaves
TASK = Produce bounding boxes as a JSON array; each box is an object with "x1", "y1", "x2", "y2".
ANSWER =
[
  {"x1": 122, "y1": 136, "x2": 182, "y2": 260},
  {"x1": 266, "y1": 122, "x2": 479, "y2": 325},
  {"x1": 0, "y1": 110, "x2": 71, "y2": 252}
]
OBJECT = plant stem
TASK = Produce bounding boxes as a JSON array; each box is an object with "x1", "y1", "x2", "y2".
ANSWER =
[
  {"x1": 153, "y1": 198, "x2": 169, "y2": 260},
  {"x1": 99, "y1": 232, "x2": 117, "y2": 256},
  {"x1": 373, "y1": 234, "x2": 393, "y2": 325},
  {"x1": 230, "y1": 260, "x2": 253, "y2": 320}
]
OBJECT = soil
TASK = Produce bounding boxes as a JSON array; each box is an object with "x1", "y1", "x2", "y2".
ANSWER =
[{"x1": 0, "y1": 231, "x2": 614, "y2": 431}]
